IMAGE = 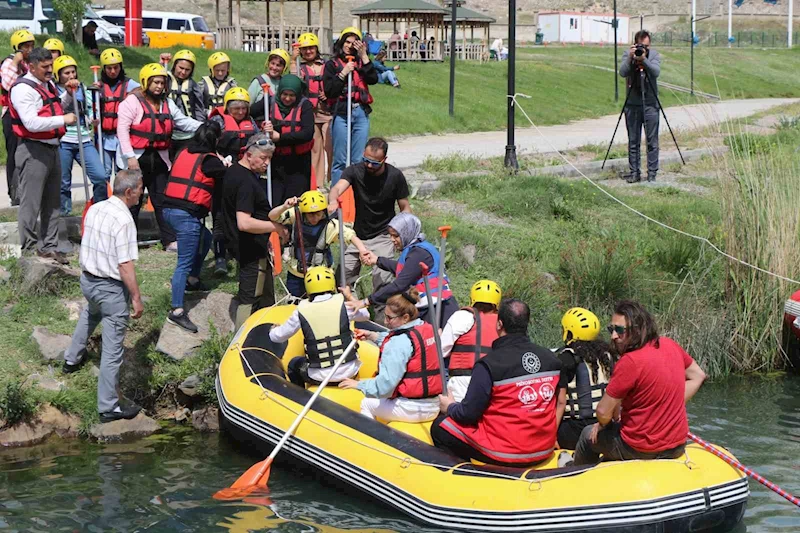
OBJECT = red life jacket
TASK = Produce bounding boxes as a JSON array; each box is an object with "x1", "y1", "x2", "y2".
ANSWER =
[
  {"x1": 0, "y1": 55, "x2": 28, "y2": 108},
  {"x1": 271, "y1": 99, "x2": 314, "y2": 156},
  {"x1": 395, "y1": 241, "x2": 453, "y2": 304},
  {"x1": 380, "y1": 322, "x2": 443, "y2": 399},
  {"x1": 440, "y1": 342, "x2": 559, "y2": 465},
  {"x1": 164, "y1": 150, "x2": 215, "y2": 211},
  {"x1": 333, "y1": 57, "x2": 374, "y2": 106},
  {"x1": 100, "y1": 79, "x2": 128, "y2": 134},
  {"x1": 129, "y1": 94, "x2": 173, "y2": 150},
  {"x1": 8, "y1": 78, "x2": 66, "y2": 140},
  {"x1": 298, "y1": 62, "x2": 326, "y2": 111},
  {"x1": 209, "y1": 106, "x2": 258, "y2": 160},
  {"x1": 448, "y1": 308, "x2": 499, "y2": 377}
]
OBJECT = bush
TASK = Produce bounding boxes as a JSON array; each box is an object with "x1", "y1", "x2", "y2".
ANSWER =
[
  {"x1": 53, "y1": 0, "x2": 89, "y2": 43},
  {"x1": 0, "y1": 381, "x2": 39, "y2": 426},
  {"x1": 558, "y1": 242, "x2": 641, "y2": 312}
]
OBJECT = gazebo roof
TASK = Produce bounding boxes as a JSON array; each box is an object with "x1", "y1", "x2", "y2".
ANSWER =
[
  {"x1": 444, "y1": 5, "x2": 495, "y2": 23},
  {"x1": 352, "y1": 0, "x2": 449, "y2": 15}
]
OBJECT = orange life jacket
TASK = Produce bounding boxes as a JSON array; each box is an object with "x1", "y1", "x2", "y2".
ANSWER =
[
  {"x1": 8, "y1": 78, "x2": 66, "y2": 140},
  {"x1": 298, "y1": 62, "x2": 327, "y2": 112},
  {"x1": 164, "y1": 150, "x2": 215, "y2": 211},
  {"x1": 332, "y1": 57, "x2": 374, "y2": 106},
  {"x1": 380, "y1": 322, "x2": 443, "y2": 399},
  {"x1": 209, "y1": 106, "x2": 258, "y2": 160},
  {"x1": 448, "y1": 308, "x2": 499, "y2": 377},
  {"x1": 129, "y1": 94, "x2": 173, "y2": 150},
  {"x1": 271, "y1": 99, "x2": 314, "y2": 156}
]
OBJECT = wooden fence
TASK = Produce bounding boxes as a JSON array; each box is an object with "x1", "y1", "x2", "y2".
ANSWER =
[{"x1": 217, "y1": 25, "x2": 332, "y2": 54}]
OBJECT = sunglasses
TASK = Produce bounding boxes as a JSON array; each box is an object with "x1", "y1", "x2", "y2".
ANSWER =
[
  {"x1": 251, "y1": 139, "x2": 272, "y2": 147},
  {"x1": 385, "y1": 312, "x2": 402, "y2": 321},
  {"x1": 607, "y1": 325, "x2": 627, "y2": 335},
  {"x1": 363, "y1": 156, "x2": 384, "y2": 167}
]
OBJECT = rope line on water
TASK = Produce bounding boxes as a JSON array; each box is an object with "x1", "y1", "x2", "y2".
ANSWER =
[{"x1": 507, "y1": 93, "x2": 800, "y2": 286}]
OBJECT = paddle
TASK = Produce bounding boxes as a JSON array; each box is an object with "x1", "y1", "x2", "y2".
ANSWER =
[
  {"x1": 688, "y1": 432, "x2": 800, "y2": 508},
  {"x1": 419, "y1": 262, "x2": 448, "y2": 393},
  {"x1": 434, "y1": 226, "x2": 451, "y2": 323},
  {"x1": 214, "y1": 338, "x2": 359, "y2": 500}
]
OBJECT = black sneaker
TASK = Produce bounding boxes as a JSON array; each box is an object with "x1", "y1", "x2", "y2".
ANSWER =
[
  {"x1": 185, "y1": 280, "x2": 208, "y2": 292},
  {"x1": 62, "y1": 354, "x2": 88, "y2": 374},
  {"x1": 168, "y1": 310, "x2": 198, "y2": 333},
  {"x1": 99, "y1": 404, "x2": 141, "y2": 423},
  {"x1": 624, "y1": 172, "x2": 642, "y2": 184},
  {"x1": 214, "y1": 257, "x2": 228, "y2": 276},
  {"x1": 647, "y1": 172, "x2": 657, "y2": 182}
]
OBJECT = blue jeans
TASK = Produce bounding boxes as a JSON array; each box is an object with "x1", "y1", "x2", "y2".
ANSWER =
[
  {"x1": 331, "y1": 105, "x2": 370, "y2": 186},
  {"x1": 163, "y1": 208, "x2": 212, "y2": 309},
  {"x1": 103, "y1": 148, "x2": 118, "y2": 179},
  {"x1": 378, "y1": 70, "x2": 398, "y2": 86},
  {"x1": 59, "y1": 141, "x2": 109, "y2": 215},
  {"x1": 286, "y1": 272, "x2": 305, "y2": 297}
]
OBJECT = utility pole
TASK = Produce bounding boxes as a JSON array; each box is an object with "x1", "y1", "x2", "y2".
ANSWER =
[
  {"x1": 613, "y1": 0, "x2": 618, "y2": 102},
  {"x1": 789, "y1": 0, "x2": 794, "y2": 48},
  {"x1": 728, "y1": 0, "x2": 733, "y2": 48},
  {"x1": 448, "y1": 0, "x2": 457, "y2": 116},
  {"x1": 691, "y1": 0, "x2": 696, "y2": 95},
  {"x1": 504, "y1": 0, "x2": 518, "y2": 170}
]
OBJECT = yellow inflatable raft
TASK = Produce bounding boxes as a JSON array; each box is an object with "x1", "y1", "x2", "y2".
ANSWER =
[{"x1": 217, "y1": 305, "x2": 749, "y2": 532}]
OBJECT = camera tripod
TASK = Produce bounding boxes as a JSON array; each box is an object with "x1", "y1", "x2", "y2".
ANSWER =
[{"x1": 601, "y1": 63, "x2": 685, "y2": 180}]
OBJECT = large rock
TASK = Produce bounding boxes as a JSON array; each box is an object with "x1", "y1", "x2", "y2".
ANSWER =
[
  {"x1": 24, "y1": 371, "x2": 65, "y2": 392},
  {"x1": 0, "y1": 405, "x2": 80, "y2": 447},
  {"x1": 62, "y1": 298, "x2": 87, "y2": 321},
  {"x1": 178, "y1": 375, "x2": 201, "y2": 397},
  {"x1": 191, "y1": 406, "x2": 219, "y2": 432},
  {"x1": 0, "y1": 265, "x2": 9, "y2": 284},
  {"x1": 89, "y1": 412, "x2": 160, "y2": 443},
  {"x1": 155, "y1": 291, "x2": 235, "y2": 361},
  {"x1": 31, "y1": 327, "x2": 72, "y2": 361},
  {"x1": 459, "y1": 244, "x2": 477, "y2": 266},
  {"x1": 17, "y1": 256, "x2": 79, "y2": 294}
]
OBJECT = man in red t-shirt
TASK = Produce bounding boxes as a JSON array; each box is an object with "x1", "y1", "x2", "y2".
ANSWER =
[{"x1": 571, "y1": 300, "x2": 706, "y2": 466}]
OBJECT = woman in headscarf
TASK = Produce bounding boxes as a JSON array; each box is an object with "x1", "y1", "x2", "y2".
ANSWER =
[
  {"x1": 264, "y1": 74, "x2": 315, "y2": 204},
  {"x1": 353, "y1": 213, "x2": 459, "y2": 325}
]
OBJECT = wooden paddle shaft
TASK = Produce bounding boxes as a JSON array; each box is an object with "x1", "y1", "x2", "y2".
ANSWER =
[
  {"x1": 256, "y1": 338, "x2": 359, "y2": 477},
  {"x1": 419, "y1": 262, "x2": 448, "y2": 393}
]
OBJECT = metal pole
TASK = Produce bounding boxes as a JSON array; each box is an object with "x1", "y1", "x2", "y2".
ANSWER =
[
  {"x1": 690, "y1": 0, "x2": 696, "y2": 96},
  {"x1": 448, "y1": 0, "x2": 457, "y2": 116},
  {"x1": 504, "y1": 0, "x2": 518, "y2": 169},
  {"x1": 261, "y1": 83, "x2": 273, "y2": 205},
  {"x1": 789, "y1": 0, "x2": 794, "y2": 48},
  {"x1": 89, "y1": 66, "x2": 104, "y2": 170},
  {"x1": 728, "y1": 0, "x2": 733, "y2": 48},
  {"x1": 613, "y1": 0, "x2": 618, "y2": 102}
]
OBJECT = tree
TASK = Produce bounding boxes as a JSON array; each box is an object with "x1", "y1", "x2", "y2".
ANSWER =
[{"x1": 53, "y1": 0, "x2": 89, "y2": 43}]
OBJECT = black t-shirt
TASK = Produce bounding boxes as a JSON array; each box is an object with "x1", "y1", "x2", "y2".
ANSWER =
[
  {"x1": 340, "y1": 162, "x2": 409, "y2": 240},
  {"x1": 221, "y1": 162, "x2": 272, "y2": 264}
]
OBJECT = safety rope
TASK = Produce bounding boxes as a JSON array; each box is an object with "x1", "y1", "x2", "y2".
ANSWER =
[
  {"x1": 231, "y1": 345, "x2": 696, "y2": 485},
  {"x1": 507, "y1": 92, "x2": 800, "y2": 286}
]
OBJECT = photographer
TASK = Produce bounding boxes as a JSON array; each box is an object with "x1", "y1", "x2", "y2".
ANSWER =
[{"x1": 619, "y1": 30, "x2": 661, "y2": 183}]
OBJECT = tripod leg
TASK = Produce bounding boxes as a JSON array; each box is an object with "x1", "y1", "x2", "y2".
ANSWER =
[
  {"x1": 645, "y1": 71, "x2": 685, "y2": 164},
  {"x1": 602, "y1": 81, "x2": 635, "y2": 169}
]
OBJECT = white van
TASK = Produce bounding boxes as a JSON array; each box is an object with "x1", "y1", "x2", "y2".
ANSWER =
[
  {"x1": 0, "y1": 0, "x2": 124, "y2": 44},
  {"x1": 97, "y1": 10, "x2": 215, "y2": 49}
]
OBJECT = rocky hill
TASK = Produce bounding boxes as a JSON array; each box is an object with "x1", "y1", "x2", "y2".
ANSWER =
[{"x1": 99, "y1": 0, "x2": 788, "y2": 30}]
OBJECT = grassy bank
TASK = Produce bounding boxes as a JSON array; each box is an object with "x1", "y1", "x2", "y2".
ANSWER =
[{"x1": 2, "y1": 35, "x2": 800, "y2": 165}]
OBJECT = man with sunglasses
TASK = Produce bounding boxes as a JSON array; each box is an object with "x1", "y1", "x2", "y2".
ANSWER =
[
  {"x1": 328, "y1": 137, "x2": 411, "y2": 317},
  {"x1": 569, "y1": 300, "x2": 706, "y2": 466}
]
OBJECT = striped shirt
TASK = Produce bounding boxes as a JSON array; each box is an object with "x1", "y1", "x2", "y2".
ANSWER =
[{"x1": 80, "y1": 196, "x2": 138, "y2": 281}]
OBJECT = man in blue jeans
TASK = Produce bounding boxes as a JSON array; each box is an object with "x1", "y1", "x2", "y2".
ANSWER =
[{"x1": 54, "y1": 55, "x2": 109, "y2": 215}]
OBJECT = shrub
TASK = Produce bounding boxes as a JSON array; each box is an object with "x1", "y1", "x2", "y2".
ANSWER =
[
  {"x1": 558, "y1": 242, "x2": 641, "y2": 312},
  {"x1": 0, "y1": 381, "x2": 39, "y2": 426}
]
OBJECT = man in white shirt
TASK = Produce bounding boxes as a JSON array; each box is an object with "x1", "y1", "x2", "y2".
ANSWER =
[
  {"x1": 63, "y1": 170, "x2": 145, "y2": 423},
  {"x1": 9, "y1": 47, "x2": 77, "y2": 263}
]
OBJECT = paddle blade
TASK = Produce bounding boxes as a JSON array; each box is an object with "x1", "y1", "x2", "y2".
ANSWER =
[{"x1": 213, "y1": 458, "x2": 273, "y2": 500}]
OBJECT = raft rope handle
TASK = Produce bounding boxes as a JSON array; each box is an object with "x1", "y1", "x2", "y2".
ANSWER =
[{"x1": 507, "y1": 93, "x2": 800, "y2": 286}]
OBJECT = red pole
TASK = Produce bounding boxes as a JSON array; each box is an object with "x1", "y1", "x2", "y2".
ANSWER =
[{"x1": 125, "y1": 0, "x2": 143, "y2": 47}]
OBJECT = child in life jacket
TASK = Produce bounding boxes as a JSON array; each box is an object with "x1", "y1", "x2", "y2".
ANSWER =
[
  {"x1": 269, "y1": 266, "x2": 368, "y2": 387},
  {"x1": 269, "y1": 190, "x2": 368, "y2": 297},
  {"x1": 339, "y1": 288, "x2": 443, "y2": 423},
  {"x1": 199, "y1": 52, "x2": 237, "y2": 115}
]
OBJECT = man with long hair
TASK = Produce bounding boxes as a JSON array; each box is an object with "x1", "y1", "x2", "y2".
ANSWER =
[{"x1": 571, "y1": 300, "x2": 706, "y2": 465}]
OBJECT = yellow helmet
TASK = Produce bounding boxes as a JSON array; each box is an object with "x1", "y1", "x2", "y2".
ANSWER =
[
  {"x1": 339, "y1": 26, "x2": 362, "y2": 40},
  {"x1": 10, "y1": 30, "x2": 35, "y2": 51},
  {"x1": 43, "y1": 38, "x2": 65, "y2": 54},
  {"x1": 172, "y1": 49, "x2": 197, "y2": 66},
  {"x1": 53, "y1": 55, "x2": 78, "y2": 80},
  {"x1": 298, "y1": 190, "x2": 327, "y2": 213},
  {"x1": 561, "y1": 307, "x2": 601, "y2": 344},
  {"x1": 304, "y1": 266, "x2": 336, "y2": 296},
  {"x1": 296, "y1": 32, "x2": 320, "y2": 49},
  {"x1": 207, "y1": 51, "x2": 231, "y2": 71},
  {"x1": 139, "y1": 63, "x2": 168, "y2": 90},
  {"x1": 469, "y1": 280, "x2": 502, "y2": 307},
  {"x1": 266, "y1": 48, "x2": 290, "y2": 74},
  {"x1": 100, "y1": 48, "x2": 123, "y2": 66},
  {"x1": 223, "y1": 86, "x2": 250, "y2": 108}
]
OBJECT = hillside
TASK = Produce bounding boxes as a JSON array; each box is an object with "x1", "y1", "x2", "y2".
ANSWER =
[{"x1": 99, "y1": 0, "x2": 790, "y2": 30}]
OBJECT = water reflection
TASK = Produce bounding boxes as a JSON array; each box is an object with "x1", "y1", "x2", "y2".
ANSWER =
[{"x1": 0, "y1": 377, "x2": 798, "y2": 532}]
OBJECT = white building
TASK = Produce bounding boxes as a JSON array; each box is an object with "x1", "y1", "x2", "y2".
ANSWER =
[{"x1": 538, "y1": 11, "x2": 630, "y2": 45}]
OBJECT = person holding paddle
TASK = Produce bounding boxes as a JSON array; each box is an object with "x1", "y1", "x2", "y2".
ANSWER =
[
  {"x1": 268, "y1": 190, "x2": 369, "y2": 297},
  {"x1": 339, "y1": 288, "x2": 443, "y2": 423}
]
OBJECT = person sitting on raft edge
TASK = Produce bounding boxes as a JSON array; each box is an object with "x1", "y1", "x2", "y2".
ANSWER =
[
  {"x1": 339, "y1": 288, "x2": 443, "y2": 424},
  {"x1": 269, "y1": 266, "x2": 369, "y2": 388}
]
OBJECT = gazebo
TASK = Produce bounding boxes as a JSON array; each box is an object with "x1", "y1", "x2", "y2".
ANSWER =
[
  {"x1": 443, "y1": 3, "x2": 496, "y2": 61},
  {"x1": 351, "y1": 0, "x2": 449, "y2": 61},
  {"x1": 216, "y1": 0, "x2": 334, "y2": 53}
]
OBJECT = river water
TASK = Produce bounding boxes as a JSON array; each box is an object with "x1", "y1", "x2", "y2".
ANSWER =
[{"x1": 0, "y1": 376, "x2": 798, "y2": 532}]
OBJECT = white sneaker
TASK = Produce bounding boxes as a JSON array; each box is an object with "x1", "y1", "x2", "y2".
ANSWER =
[{"x1": 557, "y1": 450, "x2": 574, "y2": 468}]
